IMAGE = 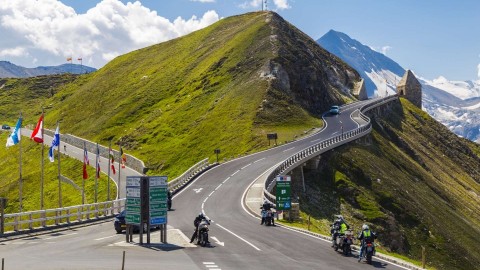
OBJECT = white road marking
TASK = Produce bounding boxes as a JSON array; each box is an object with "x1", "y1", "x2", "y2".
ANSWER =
[
  {"x1": 231, "y1": 170, "x2": 240, "y2": 176},
  {"x1": 208, "y1": 191, "x2": 215, "y2": 197},
  {"x1": 44, "y1": 232, "x2": 78, "y2": 240},
  {"x1": 210, "y1": 236, "x2": 225, "y2": 247},
  {"x1": 241, "y1": 163, "x2": 251, "y2": 169},
  {"x1": 203, "y1": 262, "x2": 215, "y2": 265},
  {"x1": 95, "y1": 235, "x2": 118, "y2": 241},
  {"x1": 215, "y1": 183, "x2": 222, "y2": 190},
  {"x1": 222, "y1": 177, "x2": 230, "y2": 183},
  {"x1": 310, "y1": 138, "x2": 321, "y2": 143},
  {"x1": 215, "y1": 223, "x2": 261, "y2": 251},
  {"x1": 282, "y1": 147, "x2": 295, "y2": 152},
  {"x1": 253, "y1": 158, "x2": 265, "y2": 163},
  {"x1": 193, "y1": 188, "x2": 203, "y2": 194}
]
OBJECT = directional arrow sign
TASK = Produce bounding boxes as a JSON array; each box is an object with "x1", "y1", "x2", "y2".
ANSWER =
[
  {"x1": 193, "y1": 188, "x2": 203, "y2": 194},
  {"x1": 211, "y1": 236, "x2": 224, "y2": 246}
]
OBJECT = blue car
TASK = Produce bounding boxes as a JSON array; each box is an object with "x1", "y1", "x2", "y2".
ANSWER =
[{"x1": 330, "y1": 105, "x2": 340, "y2": 115}]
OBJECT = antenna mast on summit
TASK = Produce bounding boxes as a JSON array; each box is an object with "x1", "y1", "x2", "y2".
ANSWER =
[{"x1": 262, "y1": 0, "x2": 267, "y2": 11}]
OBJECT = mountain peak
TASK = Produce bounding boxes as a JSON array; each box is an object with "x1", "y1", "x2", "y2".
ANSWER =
[
  {"x1": 318, "y1": 30, "x2": 405, "y2": 97},
  {"x1": 0, "y1": 61, "x2": 96, "y2": 78}
]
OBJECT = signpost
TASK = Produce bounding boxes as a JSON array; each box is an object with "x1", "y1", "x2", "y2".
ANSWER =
[
  {"x1": 276, "y1": 175, "x2": 291, "y2": 210},
  {"x1": 267, "y1": 133, "x2": 278, "y2": 146},
  {"x1": 125, "y1": 176, "x2": 168, "y2": 244}
]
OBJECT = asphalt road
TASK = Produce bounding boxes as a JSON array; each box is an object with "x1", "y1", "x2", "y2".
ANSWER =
[{"x1": 2, "y1": 98, "x2": 409, "y2": 269}]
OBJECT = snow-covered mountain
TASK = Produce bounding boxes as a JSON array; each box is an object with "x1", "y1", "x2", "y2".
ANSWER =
[
  {"x1": 317, "y1": 30, "x2": 480, "y2": 143},
  {"x1": 0, "y1": 61, "x2": 96, "y2": 78}
]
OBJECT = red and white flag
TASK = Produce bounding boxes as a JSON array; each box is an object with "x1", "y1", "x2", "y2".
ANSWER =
[
  {"x1": 109, "y1": 147, "x2": 116, "y2": 175},
  {"x1": 83, "y1": 145, "x2": 89, "y2": 180},
  {"x1": 30, "y1": 114, "x2": 44, "y2": 143}
]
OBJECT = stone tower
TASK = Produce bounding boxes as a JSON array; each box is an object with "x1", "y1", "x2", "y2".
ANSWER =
[
  {"x1": 353, "y1": 79, "x2": 368, "y2": 100},
  {"x1": 397, "y1": 70, "x2": 422, "y2": 108}
]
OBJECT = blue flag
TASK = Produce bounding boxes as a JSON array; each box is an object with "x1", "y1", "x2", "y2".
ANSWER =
[
  {"x1": 48, "y1": 125, "x2": 60, "y2": 162},
  {"x1": 6, "y1": 117, "x2": 22, "y2": 147}
]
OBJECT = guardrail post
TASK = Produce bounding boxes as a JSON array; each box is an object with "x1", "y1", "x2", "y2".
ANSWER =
[
  {"x1": 41, "y1": 211, "x2": 46, "y2": 227},
  {"x1": 66, "y1": 209, "x2": 70, "y2": 224},
  {"x1": 29, "y1": 213, "x2": 33, "y2": 230},
  {"x1": 55, "y1": 210, "x2": 59, "y2": 225},
  {"x1": 78, "y1": 206, "x2": 82, "y2": 221},
  {"x1": 14, "y1": 216, "x2": 18, "y2": 231}
]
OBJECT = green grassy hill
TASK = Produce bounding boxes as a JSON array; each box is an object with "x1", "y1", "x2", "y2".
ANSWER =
[
  {"x1": 289, "y1": 98, "x2": 480, "y2": 269},
  {"x1": 37, "y1": 12, "x2": 359, "y2": 177}
]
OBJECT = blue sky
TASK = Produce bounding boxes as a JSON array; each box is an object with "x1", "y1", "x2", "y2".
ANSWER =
[{"x1": 1, "y1": 0, "x2": 479, "y2": 81}]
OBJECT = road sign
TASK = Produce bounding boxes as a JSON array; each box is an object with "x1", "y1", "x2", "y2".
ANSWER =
[
  {"x1": 126, "y1": 176, "x2": 142, "y2": 225},
  {"x1": 149, "y1": 176, "x2": 168, "y2": 225},
  {"x1": 276, "y1": 176, "x2": 291, "y2": 210}
]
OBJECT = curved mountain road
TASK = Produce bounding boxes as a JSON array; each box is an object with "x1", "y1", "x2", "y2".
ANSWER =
[{"x1": 2, "y1": 98, "x2": 409, "y2": 269}]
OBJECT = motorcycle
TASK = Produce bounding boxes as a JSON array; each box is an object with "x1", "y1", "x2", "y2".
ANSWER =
[
  {"x1": 333, "y1": 230, "x2": 354, "y2": 256},
  {"x1": 197, "y1": 219, "x2": 210, "y2": 247},
  {"x1": 361, "y1": 240, "x2": 375, "y2": 264},
  {"x1": 261, "y1": 209, "x2": 274, "y2": 226}
]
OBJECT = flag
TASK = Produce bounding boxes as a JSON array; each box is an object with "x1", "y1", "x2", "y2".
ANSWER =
[
  {"x1": 48, "y1": 125, "x2": 60, "y2": 162},
  {"x1": 30, "y1": 114, "x2": 44, "y2": 143},
  {"x1": 66, "y1": 57, "x2": 72, "y2": 61},
  {"x1": 6, "y1": 117, "x2": 22, "y2": 147},
  {"x1": 120, "y1": 147, "x2": 126, "y2": 168},
  {"x1": 77, "y1": 57, "x2": 82, "y2": 61},
  {"x1": 96, "y1": 145, "x2": 101, "y2": 178},
  {"x1": 83, "y1": 145, "x2": 89, "y2": 179},
  {"x1": 109, "y1": 147, "x2": 116, "y2": 174}
]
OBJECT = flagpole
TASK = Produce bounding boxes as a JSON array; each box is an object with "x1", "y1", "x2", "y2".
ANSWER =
[
  {"x1": 19, "y1": 112, "x2": 23, "y2": 214},
  {"x1": 83, "y1": 141, "x2": 86, "y2": 205},
  {"x1": 118, "y1": 146, "x2": 122, "y2": 200},
  {"x1": 95, "y1": 143, "x2": 99, "y2": 203},
  {"x1": 57, "y1": 121, "x2": 62, "y2": 208},
  {"x1": 107, "y1": 141, "x2": 111, "y2": 202},
  {"x1": 40, "y1": 108, "x2": 45, "y2": 210}
]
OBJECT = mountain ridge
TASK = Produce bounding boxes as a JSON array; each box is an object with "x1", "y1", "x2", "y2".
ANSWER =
[{"x1": 0, "y1": 61, "x2": 96, "y2": 78}]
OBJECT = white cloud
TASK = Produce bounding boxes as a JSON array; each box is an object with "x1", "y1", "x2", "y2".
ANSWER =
[
  {"x1": 381, "y1": 46, "x2": 392, "y2": 55},
  {"x1": 190, "y1": 0, "x2": 215, "y2": 2},
  {"x1": 0, "y1": 47, "x2": 27, "y2": 57},
  {"x1": 240, "y1": 0, "x2": 290, "y2": 10},
  {"x1": 0, "y1": 0, "x2": 220, "y2": 68},
  {"x1": 273, "y1": 0, "x2": 290, "y2": 9}
]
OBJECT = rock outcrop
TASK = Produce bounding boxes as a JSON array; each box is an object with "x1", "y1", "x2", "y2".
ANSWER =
[{"x1": 397, "y1": 70, "x2": 422, "y2": 108}]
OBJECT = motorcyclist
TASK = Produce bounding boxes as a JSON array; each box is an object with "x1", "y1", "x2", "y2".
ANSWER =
[
  {"x1": 331, "y1": 215, "x2": 349, "y2": 247},
  {"x1": 190, "y1": 213, "x2": 210, "y2": 244},
  {"x1": 357, "y1": 224, "x2": 377, "y2": 262},
  {"x1": 260, "y1": 200, "x2": 274, "y2": 225},
  {"x1": 167, "y1": 190, "x2": 172, "y2": 210}
]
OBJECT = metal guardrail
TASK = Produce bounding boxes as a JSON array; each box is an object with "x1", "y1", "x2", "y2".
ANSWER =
[
  {"x1": 263, "y1": 95, "x2": 399, "y2": 204},
  {"x1": 1, "y1": 199, "x2": 125, "y2": 235},
  {"x1": 167, "y1": 158, "x2": 214, "y2": 193},
  {"x1": 1, "y1": 156, "x2": 215, "y2": 235}
]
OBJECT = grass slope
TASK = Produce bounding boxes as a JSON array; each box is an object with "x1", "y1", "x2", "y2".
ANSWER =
[
  {"x1": 35, "y1": 12, "x2": 357, "y2": 178},
  {"x1": 0, "y1": 132, "x2": 116, "y2": 214},
  {"x1": 287, "y1": 98, "x2": 480, "y2": 269}
]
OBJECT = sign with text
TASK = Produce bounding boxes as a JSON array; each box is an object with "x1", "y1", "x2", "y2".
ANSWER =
[
  {"x1": 276, "y1": 175, "x2": 291, "y2": 210},
  {"x1": 125, "y1": 176, "x2": 142, "y2": 225},
  {"x1": 149, "y1": 176, "x2": 168, "y2": 225}
]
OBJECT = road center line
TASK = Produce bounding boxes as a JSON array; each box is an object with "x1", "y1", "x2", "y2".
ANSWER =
[
  {"x1": 215, "y1": 183, "x2": 222, "y2": 190},
  {"x1": 208, "y1": 191, "x2": 215, "y2": 197},
  {"x1": 95, "y1": 235, "x2": 118, "y2": 241},
  {"x1": 253, "y1": 158, "x2": 265, "y2": 163},
  {"x1": 231, "y1": 170, "x2": 240, "y2": 176},
  {"x1": 44, "y1": 232, "x2": 78, "y2": 240},
  {"x1": 222, "y1": 177, "x2": 230, "y2": 183},
  {"x1": 241, "y1": 163, "x2": 252, "y2": 169},
  {"x1": 216, "y1": 223, "x2": 261, "y2": 251},
  {"x1": 282, "y1": 147, "x2": 295, "y2": 152}
]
